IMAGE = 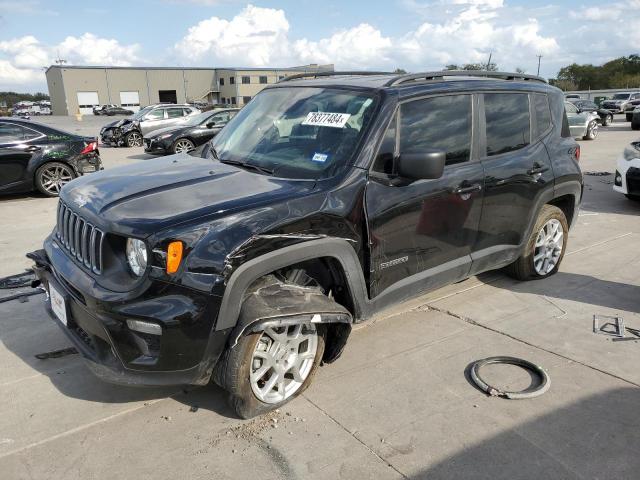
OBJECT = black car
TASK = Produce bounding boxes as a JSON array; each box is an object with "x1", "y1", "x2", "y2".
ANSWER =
[
  {"x1": 0, "y1": 118, "x2": 102, "y2": 197},
  {"x1": 30, "y1": 71, "x2": 582, "y2": 418},
  {"x1": 143, "y1": 109, "x2": 238, "y2": 154},
  {"x1": 101, "y1": 106, "x2": 134, "y2": 116},
  {"x1": 567, "y1": 99, "x2": 613, "y2": 126},
  {"x1": 624, "y1": 99, "x2": 640, "y2": 121}
]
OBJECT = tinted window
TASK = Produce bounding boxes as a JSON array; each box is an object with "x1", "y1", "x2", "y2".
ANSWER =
[
  {"x1": 533, "y1": 93, "x2": 552, "y2": 137},
  {"x1": 0, "y1": 124, "x2": 26, "y2": 143},
  {"x1": 400, "y1": 95, "x2": 472, "y2": 165},
  {"x1": 564, "y1": 102, "x2": 578, "y2": 114},
  {"x1": 484, "y1": 93, "x2": 530, "y2": 156},
  {"x1": 372, "y1": 113, "x2": 397, "y2": 174},
  {"x1": 166, "y1": 108, "x2": 184, "y2": 118}
]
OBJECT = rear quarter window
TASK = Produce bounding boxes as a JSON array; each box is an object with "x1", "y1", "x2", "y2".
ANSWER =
[{"x1": 533, "y1": 93, "x2": 552, "y2": 138}]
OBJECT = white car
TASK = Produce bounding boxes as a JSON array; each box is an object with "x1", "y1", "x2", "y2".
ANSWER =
[{"x1": 613, "y1": 141, "x2": 640, "y2": 201}]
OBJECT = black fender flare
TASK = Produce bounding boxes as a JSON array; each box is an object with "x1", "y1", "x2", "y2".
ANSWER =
[{"x1": 214, "y1": 238, "x2": 369, "y2": 332}]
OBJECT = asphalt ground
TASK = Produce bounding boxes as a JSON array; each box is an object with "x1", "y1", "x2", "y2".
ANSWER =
[{"x1": 0, "y1": 115, "x2": 638, "y2": 479}]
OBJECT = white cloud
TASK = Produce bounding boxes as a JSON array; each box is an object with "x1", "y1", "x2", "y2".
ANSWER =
[
  {"x1": 175, "y1": 4, "x2": 290, "y2": 66},
  {"x1": 0, "y1": 34, "x2": 140, "y2": 89},
  {"x1": 570, "y1": 6, "x2": 621, "y2": 21}
]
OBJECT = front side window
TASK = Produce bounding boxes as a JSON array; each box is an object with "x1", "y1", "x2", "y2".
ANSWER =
[
  {"x1": 484, "y1": 93, "x2": 530, "y2": 156},
  {"x1": 400, "y1": 95, "x2": 472, "y2": 166},
  {"x1": 212, "y1": 87, "x2": 378, "y2": 179},
  {"x1": 146, "y1": 109, "x2": 164, "y2": 120},
  {"x1": 533, "y1": 93, "x2": 552, "y2": 138}
]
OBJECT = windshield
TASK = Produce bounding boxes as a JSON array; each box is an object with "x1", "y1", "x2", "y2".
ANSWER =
[
  {"x1": 612, "y1": 93, "x2": 630, "y2": 100},
  {"x1": 211, "y1": 87, "x2": 378, "y2": 179},
  {"x1": 184, "y1": 111, "x2": 216, "y2": 126},
  {"x1": 131, "y1": 106, "x2": 154, "y2": 119}
]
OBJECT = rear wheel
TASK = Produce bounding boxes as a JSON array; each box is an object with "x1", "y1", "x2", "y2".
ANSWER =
[
  {"x1": 626, "y1": 113, "x2": 633, "y2": 122},
  {"x1": 505, "y1": 205, "x2": 568, "y2": 281},
  {"x1": 215, "y1": 323, "x2": 325, "y2": 419},
  {"x1": 173, "y1": 138, "x2": 195, "y2": 154},
  {"x1": 35, "y1": 162, "x2": 76, "y2": 197},
  {"x1": 583, "y1": 120, "x2": 598, "y2": 140},
  {"x1": 632, "y1": 120, "x2": 640, "y2": 131},
  {"x1": 125, "y1": 131, "x2": 143, "y2": 147},
  {"x1": 626, "y1": 194, "x2": 640, "y2": 202},
  {"x1": 603, "y1": 114, "x2": 613, "y2": 126}
]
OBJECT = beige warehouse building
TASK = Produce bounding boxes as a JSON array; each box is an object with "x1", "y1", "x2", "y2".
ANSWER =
[{"x1": 45, "y1": 64, "x2": 334, "y2": 115}]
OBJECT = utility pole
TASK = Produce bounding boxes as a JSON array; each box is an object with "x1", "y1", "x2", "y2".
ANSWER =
[
  {"x1": 536, "y1": 55, "x2": 543, "y2": 76},
  {"x1": 486, "y1": 52, "x2": 493, "y2": 70}
]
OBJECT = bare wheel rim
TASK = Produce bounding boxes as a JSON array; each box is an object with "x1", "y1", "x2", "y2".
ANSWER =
[
  {"x1": 250, "y1": 324, "x2": 318, "y2": 404},
  {"x1": 174, "y1": 139, "x2": 194, "y2": 153},
  {"x1": 533, "y1": 218, "x2": 564, "y2": 275},
  {"x1": 40, "y1": 165, "x2": 74, "y2": 194},
  {"x1": 589, "y1": 121, "x2": 598, "y2": 138},
  {"x1": 128, "y1": 132, "x2": 142, "y2": 147}
]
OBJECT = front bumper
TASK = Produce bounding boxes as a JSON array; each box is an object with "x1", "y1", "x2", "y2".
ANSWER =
[
  {"x1": 99, "y1": 128, "x2": 120, "y2": 146},
  {"x1": 613, "y1": 154, "x2": 640, "y2": 196},
  {"x1": 144, "y1": 137, "x2": 170, "y2": 154},
  {"x1": 29, "y1": 240, "x2": 230, "y2": 387}
]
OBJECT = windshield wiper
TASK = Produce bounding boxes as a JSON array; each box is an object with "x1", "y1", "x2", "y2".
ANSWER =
[{"x1": 219, "y1": 158, "x2": 274, "y2": 175}]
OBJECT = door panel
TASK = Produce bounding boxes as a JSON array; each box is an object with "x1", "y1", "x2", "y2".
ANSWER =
[
  {"x1": 140, "y1": 109, "x2": 166, "y2": 135},
  {"x1": 365, "y1": 94, "x2": 483, "y2": 297},
  {"x1": 471, "y1": 92, "x2": 554, "y2": 273},
  {"x1": 0, "y1": 147, "x2": 35, "y2": 189}
]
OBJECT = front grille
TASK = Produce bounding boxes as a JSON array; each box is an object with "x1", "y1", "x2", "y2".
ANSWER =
[{"x1": 56, "y1": 201, "x2": 105, "y2": 274}]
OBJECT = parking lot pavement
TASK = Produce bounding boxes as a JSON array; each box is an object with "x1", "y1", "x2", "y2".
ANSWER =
[{"x1": 1, "y1": 117, "x2": 639, "y2": 479}]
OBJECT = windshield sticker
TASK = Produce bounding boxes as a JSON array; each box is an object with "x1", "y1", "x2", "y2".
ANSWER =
[
  {"x1": 312, "y1": 153, "x2": 328, "y2": 163},
  {"x1": 302, "y1": 112, "x2": 351, "y2": 128}
]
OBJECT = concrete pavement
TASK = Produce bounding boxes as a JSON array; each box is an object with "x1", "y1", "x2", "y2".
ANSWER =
[{"x1": 0, "y1": 117, "x2": 638, "y2": 479}]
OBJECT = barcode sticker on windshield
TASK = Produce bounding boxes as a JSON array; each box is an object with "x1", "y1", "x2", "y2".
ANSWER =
[{"x1": 302, "y1": 112, "x2": 351, "y2": 128}]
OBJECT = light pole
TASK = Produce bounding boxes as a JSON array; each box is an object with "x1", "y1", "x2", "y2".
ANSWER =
[{"x1": 536, "y1": 55, "x2": 543, "y2": 76}]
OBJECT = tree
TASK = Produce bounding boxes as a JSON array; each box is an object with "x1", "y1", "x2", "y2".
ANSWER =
[
  {"x1": 515, "y1": 67, "x2": 526, "y2": 74},
  {"x1": 553, "y1": 55, "x2": 640, "y2": 90},
  {"x1": 393, "y1": 68, "x2": 407, "y2": 74}
]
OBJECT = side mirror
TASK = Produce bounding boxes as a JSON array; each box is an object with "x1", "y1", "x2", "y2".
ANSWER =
[{"x1": 398, "y1": 150, "x2": 446, "y2": 180}]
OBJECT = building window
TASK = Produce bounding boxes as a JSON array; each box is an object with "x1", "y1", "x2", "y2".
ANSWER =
[
  {"x1": 278, "y1": 75, "x2": 285, "y2": 81},
  {"x1": 231, "y1": 97, "x2": 236, "y2": 105},
  {"x1": 230, "y1": 77, "x2": 235, "y2": 85},
  {"x1": 259, "y1": 76, "x2": 268, "y2": 84},
  {"x1": 220, "y1": 78, "x2": 224, "y2": 86},
  {"x1": 242, "y1": 96, "x2": 251, "y2": 104},
  {"x1": 242, "y1": 76, "x2": 250, "y2": 84}
]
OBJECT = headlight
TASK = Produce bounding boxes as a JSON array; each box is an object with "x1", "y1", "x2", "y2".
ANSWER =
[
  {"x1": 623, "y1": 142, "x2": 640, "y2": 161},
  {"x1": 126, "y1": 238, "x2": 148, "y2": 276},
  {"x1": 157, "y1": 133, "x2": 173, "y2": 140}
]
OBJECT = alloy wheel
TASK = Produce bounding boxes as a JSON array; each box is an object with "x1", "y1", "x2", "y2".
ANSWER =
[
  {"x1": 127, "y1": 132, "x2": 143, "y2": 147},
  {"x1": 174, "y1": 139, "x2": 195, "y2": 154},
  {"x1": 249, "y1": 324, "x2": 318, "y2": 404},
  {"x1": 533, "y1": 218, "x2": 564, "y2": 275},
  {"x1": 39, "y1": 164, "x2": 74, "y2": 195}
]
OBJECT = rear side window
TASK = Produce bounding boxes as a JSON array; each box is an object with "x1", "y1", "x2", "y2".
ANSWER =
[
  {"x1": 484, "y1": 93, "x2": 530, "y2": 156},
  {"x1": 0, "y1": 124, "x2": 39, "y2": 143},
  {"x1": 533, "y1": 93, "x2": 552, "y2": 138},
  {"x1": 400, "y1": 95, "x2": 472, "y2": 166},
  {"x1": 166, "y1": 108, "x2": 184, "y2": 118}
]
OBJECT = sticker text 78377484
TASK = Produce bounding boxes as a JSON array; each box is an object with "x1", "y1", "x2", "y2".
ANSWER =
[{"x1": 302, "y1": 112, "x2": 351, "y2": 128}]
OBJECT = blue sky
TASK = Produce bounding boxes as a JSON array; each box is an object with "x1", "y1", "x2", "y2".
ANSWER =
[{"x1": 0, "y1": 0, "x2": 637, "y2": 92}]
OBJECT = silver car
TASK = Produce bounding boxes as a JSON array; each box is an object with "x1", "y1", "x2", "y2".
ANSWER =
[
  {"x1": 565, "y1": 101, "x2": 599, "y2": 140},
  {"x1": 601, "y1": 92, "x2": 640, "y2": 113}
]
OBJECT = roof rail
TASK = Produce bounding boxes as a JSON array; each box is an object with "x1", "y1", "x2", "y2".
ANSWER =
[
  {"x1": 385, "y1": 70, "x2": 547, "y2": 87},
  {"x1": 278, "y1": 71, "x2": 394, "y2": 83}
]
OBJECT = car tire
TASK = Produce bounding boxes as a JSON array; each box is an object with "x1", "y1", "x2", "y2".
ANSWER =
[
  {"x1": 35, "y1": 162, "x2": 76, "y2": 197},
  {"x1": 215, "y1": 323, "x2": 326, "y2": 419},
  {"x1": 125, "y1": 131, "x2": 143, "y2": 147},
  {"x1": 173, "y1": 138, "x2": 196, "y2": 154},
  {"x1": 626, "y1": 194, "x2": 640, "y2": 202},
  {"x1": 583, "y1": 120, "x2": 598, "y2": 140},
  {"x1": 632, "y1": 120, "x2": 640, "y2": 131},
  {"x1": 603, "y1": 114, "x2": 613, "y2": 126},
  {"x1": 504, "y1": 204, "x2": 569, "y2": 281},
  {"x1": 626, "y1": 114, "x2": 633, "y2": 122}
]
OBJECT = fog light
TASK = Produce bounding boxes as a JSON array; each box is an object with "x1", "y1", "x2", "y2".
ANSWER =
[
  {"x1": 615, "y1": 171, "x2": 622, "y2": 186},
  {"x1": 127, "y1": 319, "x2": 162, "y2": 335}
]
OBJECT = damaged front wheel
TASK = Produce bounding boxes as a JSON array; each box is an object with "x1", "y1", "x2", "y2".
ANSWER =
[{"x1": 215, "y1": 323, "x2": 325, "y2": 419}]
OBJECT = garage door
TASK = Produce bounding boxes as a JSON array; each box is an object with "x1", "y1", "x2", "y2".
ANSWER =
[
  {"x1": 120, "y1": 91, "x2": 140, "y2": 112},
  {"x1": 76, "y1": 91, "x2": 99, "y2": 115}
]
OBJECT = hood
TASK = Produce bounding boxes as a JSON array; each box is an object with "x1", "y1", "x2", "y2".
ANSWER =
[
  {"x1": 60, "y1": 155, "x2": 316, "y2": 238},
  {"x1": 146, "y1": 125, "x2": 187, "y2": 139}
]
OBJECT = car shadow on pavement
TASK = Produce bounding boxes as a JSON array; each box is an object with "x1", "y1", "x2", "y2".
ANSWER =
[
  {"x1": 410, "y1": 387, "x2": 640, "y2": 479},
  {"x1": 485, "y1": 271, "x2": 640, "y2": 315},
  {"x1": 0, "y1": 295, "x2": 236, "y2": 417}
]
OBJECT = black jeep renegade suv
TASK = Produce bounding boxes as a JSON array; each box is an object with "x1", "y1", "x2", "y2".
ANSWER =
[{"x1": 30, "y1": 71, "x2": 582, "y2": 418}]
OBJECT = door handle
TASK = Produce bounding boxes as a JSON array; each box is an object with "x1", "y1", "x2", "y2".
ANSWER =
[
  {"x1": 527, "y1": 165, "x2": 549, "y2": 176},
  {"x1": 24, "y1": 145, "x2": 41, "y2": 152},
  {"x1": 451, "y1": 183, "x2": 482, "y2": 195}
]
